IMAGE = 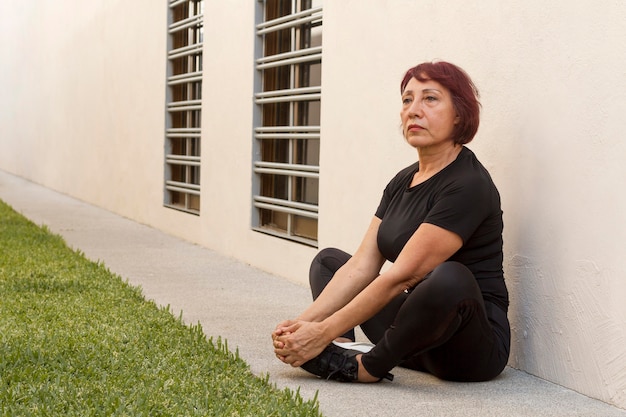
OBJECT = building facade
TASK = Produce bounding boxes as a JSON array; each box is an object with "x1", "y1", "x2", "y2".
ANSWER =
[{"x1": 1, "y1": 0, "x2": 625, "y2": 409}]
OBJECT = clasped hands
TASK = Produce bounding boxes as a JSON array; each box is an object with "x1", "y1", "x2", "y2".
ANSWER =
[{"x1": 271, "y1": 319, "x2": 330, "y2": 367}]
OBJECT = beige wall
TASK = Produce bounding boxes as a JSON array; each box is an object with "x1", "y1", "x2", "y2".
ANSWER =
[{"x1": 1, "y1": 0, "x2": 625, "y2": 409}]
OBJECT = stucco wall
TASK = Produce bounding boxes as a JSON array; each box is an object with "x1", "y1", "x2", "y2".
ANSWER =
[
  {"x1": 0, "y1": 0, "x2": 318, "y2": 281},
  {"x1": 318, "y1": 1, "x2": 626, "y2": 408},
  {"x1": 1, "y1": 0, "x2": 625, "y2": 409}
]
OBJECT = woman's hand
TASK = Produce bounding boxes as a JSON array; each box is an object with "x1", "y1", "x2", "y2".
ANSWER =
[
  {"x1": 271, "y1": 319, "x2": 300, "y2": 359},
  {"x1": 272, "y1": 320, "x2": 331, "y2": 367},
  {"x1": 272, "y1": 319, "x2": 297, "y2": 341}
]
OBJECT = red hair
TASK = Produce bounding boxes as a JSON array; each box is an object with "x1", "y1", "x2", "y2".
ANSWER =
[{"x1": 400, "y1": 61, "x2": 480, "y2": 145}]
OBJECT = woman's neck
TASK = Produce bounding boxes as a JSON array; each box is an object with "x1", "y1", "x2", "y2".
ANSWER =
[{"x1": 411, "y1": 144, "x2": 462, "y2": 187}]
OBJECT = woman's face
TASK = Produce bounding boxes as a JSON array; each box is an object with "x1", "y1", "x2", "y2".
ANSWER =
[{"x1": 400, "y1": 77, "x2": 459, "y2": 150}]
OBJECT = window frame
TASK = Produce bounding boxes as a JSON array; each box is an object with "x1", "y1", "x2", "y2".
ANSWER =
[
  {"x1": 164, "y1": 0, "x2": 204, "y2": 215},
  {"x1": 252, "y1": 0, "x2": 323, "y2": 246}
]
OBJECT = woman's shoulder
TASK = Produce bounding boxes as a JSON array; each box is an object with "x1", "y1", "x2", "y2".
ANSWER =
[
  {"x1": 453, "y1": 147, "x2": 496, "y2": 183},
  {"x1": 447, "y1": 148, "x2": 500, "y2": 200}
]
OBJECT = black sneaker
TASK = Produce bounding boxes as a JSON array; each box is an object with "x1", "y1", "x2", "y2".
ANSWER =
[{"x1": 300, "y1": 343, "x2": 394, "y2": 382}]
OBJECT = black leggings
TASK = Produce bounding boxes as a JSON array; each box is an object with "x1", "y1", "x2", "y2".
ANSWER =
[{"x1": 309, "y1": 248, "x2": 511, "y2": 382}]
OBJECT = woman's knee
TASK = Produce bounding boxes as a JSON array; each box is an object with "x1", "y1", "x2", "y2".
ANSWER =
[
  {"x1": 312, "y1": 247, "x2": 345, "y2": 263},
  {"x1": 310, "y1": 248, "x2": 350, "y2": 275},
  {"x1": 417, "y1": 261, "x2": 481, "y2": 302},
  {"x1": 431, "y1": 261, "x2": 472, "y2": 280},
  {"x1": 309, "y1": 248, "x2": 351, "y2": 297}
]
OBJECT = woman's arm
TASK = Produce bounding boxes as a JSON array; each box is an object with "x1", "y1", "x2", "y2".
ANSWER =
[
  {"x1": 276, "y1": 222, "x2": 462, "y2": 366},
  {"x1": 272, "y1": 217, "x2": 385, "y2": 361},
  {"x1": 295, "y1": 217, "x2": 386, "y2": 323},
  {"x1": 321, "y1": 222, "x2": 463, "y2": 341}
]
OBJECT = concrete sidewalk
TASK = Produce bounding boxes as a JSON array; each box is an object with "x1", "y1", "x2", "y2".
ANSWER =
[{"x1": 1, "y1": 169, "x2": 624, "y2": 417}]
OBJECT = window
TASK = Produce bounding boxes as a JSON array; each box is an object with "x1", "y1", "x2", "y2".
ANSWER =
[
  {"x1": 253, "y1": 0, "x2": 322, "y2": 246},
  {"x1": 164, "y1": 0, "x2": 204, "y2": 214}
]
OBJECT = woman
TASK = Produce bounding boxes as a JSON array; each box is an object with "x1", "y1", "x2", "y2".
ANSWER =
[{"x1": 272, "y1": 61, "x2": 510, "y2": 383}]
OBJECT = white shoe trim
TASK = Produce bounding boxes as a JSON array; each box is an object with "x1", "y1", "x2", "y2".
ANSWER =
[{"x1": 332, "y1": 341, "x2": 375, "y2": 353}]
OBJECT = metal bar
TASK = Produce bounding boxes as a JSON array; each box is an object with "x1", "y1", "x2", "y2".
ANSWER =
[
  {"x1": 255, "y1": 126, "x2": 320, "y2": 133},
  {"x1": 257, "y1": 9, "x2": 322, "y2": 35},
  {"x1": 168, "y1": 44, "x2": 202, "y2": 60},
  {"x1": 166, "y1": 128, "x2": 201, "y2": 138},
  {"x1": 255, "y1": 93, "x2": 321, "y2": 104},
  {"x1": 257, "y1": 46, "x2": 322, "y2": 65},
  {"x1": 256, "y1": 6, "x2": 322, "y2": 30},
  {"x1": 253, "y1": 167, "x2": 319, "y2": 179},
  {"x1": 255, "y1": 162, "x2": 319, "y2": 172},
  {"x1": 254, "y1": 195, "x2": 319, "y2": 213},
  {"x1": 253, "y1": 201, "x2": 318, "y2": 219},
  {"x1": 167, "y1": 104, "x2": 202, "y2": 112},
  {"x1": 169, "y1": 15, "x2": 203, "y2": 34},
  {"x1": 168, "y1": 71, "x2": 203, "y2": 85},
  {"x1": 166, "y1": 154, "x2": 201, "y2": 161},
  {"x1": 166, "y1": 134, "x2": 202, "y2": 138},
  {"x1": 169, "y1": 0, "x2": 188, "y2": 8},
  {"x1": 256, "y1": 86, "x2": 320, "y2": 99},
  {"x1": 168, "y1": 99, "x2": 202, "y2": 107},
  {"x1": 256, "y1": 53, "x2": 322, "y2": 70},
  {"x1": 166, "y1": 179, "x2": 201, "y2": 190},
  {"x1": 167, "y1": 128, "x2": 201, "y2": 133},
  {"x1": 165, "y1": 183, "x2": 201, "y2": 195},
  {"x1": 166, "y1": 156, "x2": 201, "y2": 167},
  {"x1": 254, "y1": 133, "x2": 320, "y2": 140}
]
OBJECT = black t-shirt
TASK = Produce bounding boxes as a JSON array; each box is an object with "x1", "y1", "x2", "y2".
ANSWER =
[{"x1": 375, "y1": 147, "x2": 508, "y2": 310}]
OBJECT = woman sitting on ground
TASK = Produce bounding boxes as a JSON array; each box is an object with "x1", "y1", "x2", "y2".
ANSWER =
[{"x1": 272, "y1": 61, "x2": 510, "y2": 383}]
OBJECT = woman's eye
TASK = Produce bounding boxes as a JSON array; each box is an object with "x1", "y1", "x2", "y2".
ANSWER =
[
  {"x1": 402, "y1": 97, "x2": 412, "y2": 105},
  {"x1": 424, "y1": 96, "x2": 438, "y2": 102}
]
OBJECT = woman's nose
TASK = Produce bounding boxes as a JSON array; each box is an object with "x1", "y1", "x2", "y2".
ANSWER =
[{"x1": 409, "y1": 101, "x2": 424, "y2": 118}]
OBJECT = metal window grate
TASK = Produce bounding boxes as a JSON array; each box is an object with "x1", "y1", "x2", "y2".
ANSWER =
[
  {"x1": 164, "y1": 0, "x2": 204, "y2": 215},
  {"x1": 252, "y1": 0, "x2": 322, "y2": 246}
]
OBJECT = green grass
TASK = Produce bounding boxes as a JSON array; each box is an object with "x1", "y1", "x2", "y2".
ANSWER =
[{"x1": 0, "y1": 199, "x2": 320, "y2": 416}]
